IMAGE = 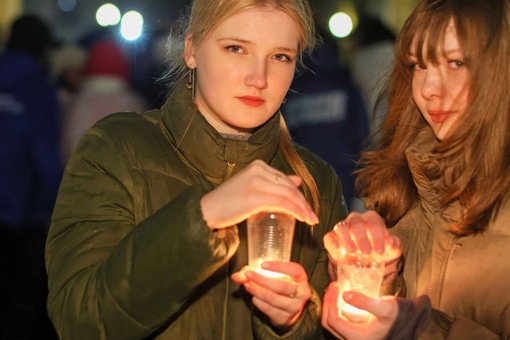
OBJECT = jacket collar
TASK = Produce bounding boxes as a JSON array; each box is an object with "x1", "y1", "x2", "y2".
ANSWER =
[
  {"x1": 405, "y1": 127, "x2": 463, "y2": 225},
  {"x1": 160, "y1": 80, "x2": 281, "y2": 185}
]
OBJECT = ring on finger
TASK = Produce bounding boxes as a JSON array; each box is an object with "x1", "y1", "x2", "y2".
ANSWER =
[
  {"x1": 289, "y1": 281, "x2": 298, "y2": 298},
  {"x1": 334, "y1": 220, "x2": 348, "y2": 231},
  {"x1": 274, "y1": 174, "x2": 281, "y2": 184}
]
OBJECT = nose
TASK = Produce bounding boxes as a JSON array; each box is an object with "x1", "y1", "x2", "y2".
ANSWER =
[
  {"x1": 245, "y1": 58, "x2": 268, "y2": 89},
  {"x1": 421, "y1": 67, "x2": 444, "y2": 100}
]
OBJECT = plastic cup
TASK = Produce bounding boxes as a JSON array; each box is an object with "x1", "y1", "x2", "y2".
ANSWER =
[
  {"x1": 336, "y1": 248, "x2": 385, "y2": 323},
  {"x1": 247, "y1": 211, "x2": 295, "y2": 279}
]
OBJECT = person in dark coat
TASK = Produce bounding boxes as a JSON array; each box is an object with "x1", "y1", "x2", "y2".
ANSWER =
[{"x1": 0, "y1": 14, "x2": 61, "y2": 339}]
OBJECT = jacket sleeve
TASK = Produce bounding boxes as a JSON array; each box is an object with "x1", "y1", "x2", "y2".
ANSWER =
[
  {"x1": 419, "y1": 311, "x2": 500, "y2": 340},
  {"x1": 251, "y1": 286, "x2": 322, "y2": 340},
  {"x1": 45, "y1": 128, "x2": 239, "y2": 339}
]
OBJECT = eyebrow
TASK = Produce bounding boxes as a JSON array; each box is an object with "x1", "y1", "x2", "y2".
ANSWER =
[
  {"x1": 408, "y1": 48, "x2": 462, "y2": 58},
  {"x1": 217, "y1": 37, "x2": 298, "y2": 53},
  {"x1": 444, "y1": 48, "x2": 462, "y2": 55}
]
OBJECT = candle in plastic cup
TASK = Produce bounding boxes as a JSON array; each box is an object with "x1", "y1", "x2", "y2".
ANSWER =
[
  {"x1": 247, "y1": 211, "x2": 295, "y2": 279},
  {"x1": 336, "y1": 248, "x2": 384, "y2": 323}
]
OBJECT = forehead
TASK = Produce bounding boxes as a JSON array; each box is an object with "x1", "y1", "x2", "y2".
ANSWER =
[
  {"x1": 210, "y1": 6, "x2": 300, "y2": 49},
  {"x1": 410, "y1": 19, "x2": 460, "y2": 58}
]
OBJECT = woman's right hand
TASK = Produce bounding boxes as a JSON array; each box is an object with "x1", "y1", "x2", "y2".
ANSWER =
[
  {"x1": 200, "y1": 160, "x2": 319, "y2": 229},
  {"x1": 322, "y1": 282, "x2": 399, "y2": 340},
  {"x1": 323, "y1": 211, "x2": 402, "y2": 281}
]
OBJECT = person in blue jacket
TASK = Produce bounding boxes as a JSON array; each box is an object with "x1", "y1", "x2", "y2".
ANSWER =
[{"x1": 0, "y1": 14, "x2": 62, "y2": 339}]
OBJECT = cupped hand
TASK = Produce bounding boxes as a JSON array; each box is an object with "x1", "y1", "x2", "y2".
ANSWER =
[
  {"x1": 323, "y1": 211, "x2": 402, "y2": 281},
  {"x1": 322, "y1": 282, "x2": 399, "y2": 340},
  {"x1": 200, "y1": 160, "x2": 319, "y2": 229},
  {"x1": 231, "y1": 261, "x2": 311, "y2": 329}
]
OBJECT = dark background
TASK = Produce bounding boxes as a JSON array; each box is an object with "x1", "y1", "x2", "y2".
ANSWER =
[{"x1": 21, "y1": 0, "x2": 419, "y2": 44}]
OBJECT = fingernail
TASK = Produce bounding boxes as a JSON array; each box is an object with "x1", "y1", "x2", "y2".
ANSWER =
[
  {"x1": 310, "y1": 212, "x2": 319, "y2": 224},
  {"x1": 343, "y1": 292, "x2": 353, "y2": 301},
  {"x1": 387, "y1": 235, "x2": 394, "y2": 246}
]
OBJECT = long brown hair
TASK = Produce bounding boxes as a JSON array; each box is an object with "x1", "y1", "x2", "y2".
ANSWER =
[
  {"x1": 163, "y1": 0, "x2": 320, "y2": 214},
  {"x1": 356, "y1": 0, "x2": 510, "y2": 234}
]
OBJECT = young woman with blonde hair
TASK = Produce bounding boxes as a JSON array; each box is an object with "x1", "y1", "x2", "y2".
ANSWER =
[{"x1": 46, "y1": 0, "x2": 348, "y2": 338}]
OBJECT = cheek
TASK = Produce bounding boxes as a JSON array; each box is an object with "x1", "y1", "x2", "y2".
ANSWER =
[
  {"x1": 448, "y1": 72, "x2": 471, "y2": 104},
  {"x1": 453, "y1": 83, "x2": 471, "y2": 111},
  {"x1": 411, "y1": 80, "x2": 424, "y2": 109},
  {"x1": 270, "y1": 68, "x2": 295, "y2": 95}
]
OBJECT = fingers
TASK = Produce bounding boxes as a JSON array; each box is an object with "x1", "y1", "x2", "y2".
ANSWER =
[
  {"x1": 330, "y1": 211, "x2": 393, "y2": 255},
  {"x1": 201, "y1": 160, "x2": 318, "y2": 229},
  {"x1": 245, "y1": 262, "x2": 310, "y2": 303},
  {"x1": 385, "y1": 235, "x2": 402, "y2": 261},
  {"x1": 239, "y1": 262, "x2": 311, "y2": 327},
  {"x1": 324, "y1": 228, "x2": 342, "y2": 258},
  {"x1": 344, "y1": 211, "x2": 387, "y2": 254},
  {"x1": 334, "y1": 220, "x2": 358, "y2": 253},
  {"x1": 322, "y1": 284, "x2": 400, "y2": 340},
  {"x1": 342, "y1": 291, "x2": 398, "y2": 323},
  {"x1": 322, "y1": 283, "x2": 348, "y2": 339},
  {"x1": 231, "y1": 265, "x2": 250, "y2": 284},
  {"x1": 249, "y1": 160, "x2": 317, "y2": 224}
]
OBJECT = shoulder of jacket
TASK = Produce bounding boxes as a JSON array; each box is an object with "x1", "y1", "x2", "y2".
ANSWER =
[
  {"x1": 94, "y1": 109, "x2": 160, "y2": 129},
  {"x1": 86, "y1": 109, "x2": 165, "y2": 146},
  {"x1": 293, "y1": 142, "x2": 331, "y2": 170}
]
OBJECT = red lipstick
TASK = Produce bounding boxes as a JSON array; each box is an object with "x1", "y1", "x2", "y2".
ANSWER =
[
  {"x1": 428, "y1": 110, "x2": 453, "y2": 123},
  {"x1": 238, "y1": 96, "x2": 265, "y2": 107}
]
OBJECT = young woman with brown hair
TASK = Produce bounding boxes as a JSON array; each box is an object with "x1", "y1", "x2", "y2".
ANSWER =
[{"x1": 322, "y1": 0, "x2": 510, "y2": 338}]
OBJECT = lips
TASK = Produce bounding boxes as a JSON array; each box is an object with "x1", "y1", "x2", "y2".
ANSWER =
[
  {"x1": 428, "y1": 110, "x2": 454, "y2": 123},
  {"x1": 238, "y1": 96, "x2": 265, "y2": 107}
]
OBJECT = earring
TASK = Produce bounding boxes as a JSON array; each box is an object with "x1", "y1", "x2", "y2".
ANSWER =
[
  {"x1": 186, "y1": 68, "x2": 195, "y2": 90},
  {"x1": 282, "y1": 98, "x2": 287, "y2": 104},
  {"x1": 185, "y1": 67, "x2": 196, "y2": 101}
]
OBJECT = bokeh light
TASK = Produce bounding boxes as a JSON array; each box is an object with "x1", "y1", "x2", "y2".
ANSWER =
[
  {"x1": 96, "y1": 3, "x2": 121, "y2": 27},
  {"x1": 120, "y1": 10, "x2": 144, "y2": 41},
  {"x1": 58, "y1": 0, "x2": 76, "y2": 12},
  {"x1": 328, "y1": 12, "x2": 354, "y2": 38}
]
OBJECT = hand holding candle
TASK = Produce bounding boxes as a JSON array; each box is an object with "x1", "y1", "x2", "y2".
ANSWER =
[
  {"x1": 231, "y1": 210, "x2": 312, "y2": 329},
  {"x1": 321, "y1": 211, "x2": 403, "y2": 338},
  {"x1": 247, "y1": 211, "x2": 295, "y2": 279},
  {"x1": 325, "y1": 212, "x2": 402, "y2": 317},
  {"x1": 336, "y1": 249, "x2": 384, "y2": 322}
]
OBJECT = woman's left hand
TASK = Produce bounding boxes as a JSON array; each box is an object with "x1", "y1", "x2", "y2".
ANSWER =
[{"x1": 231, "y1": 261, "x2": 311, "y2": 330}]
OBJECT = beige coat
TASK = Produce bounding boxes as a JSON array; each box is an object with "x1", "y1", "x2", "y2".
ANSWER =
[{"x1": 390, "y1": 129, "x2": 510, "y2": 339}]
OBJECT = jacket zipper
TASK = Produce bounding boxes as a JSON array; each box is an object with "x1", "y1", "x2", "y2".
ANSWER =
[
  {"x1": 223, "y1": 161, "x2": 236, "y2": 182},
  {"x1": 222, "y1": 161, "x2": 235, "y2": 340}
]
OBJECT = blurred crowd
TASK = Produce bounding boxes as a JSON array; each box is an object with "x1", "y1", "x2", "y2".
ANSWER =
[{"x1": 0, "y1": 11, "x2": 394, "y2": 339}]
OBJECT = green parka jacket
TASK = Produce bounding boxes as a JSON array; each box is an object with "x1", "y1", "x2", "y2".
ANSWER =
[
  {"x1": 390, "y1": 128, "x2": 510, "y2": 339},
  {"x1": 45, "y1": 83, "x2": 347, "y2": 339}
]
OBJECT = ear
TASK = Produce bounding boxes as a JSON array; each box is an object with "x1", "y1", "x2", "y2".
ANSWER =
[{"x1": 184, "y1": 34, "x2": 196, "y2": 68}]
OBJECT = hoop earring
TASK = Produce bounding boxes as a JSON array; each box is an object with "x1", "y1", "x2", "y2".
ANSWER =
[{"x1": 186, "y1": 68, "x2": 196, "y2": 101}]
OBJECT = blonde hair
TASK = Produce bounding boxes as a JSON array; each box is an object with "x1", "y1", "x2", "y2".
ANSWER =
[
  {"x1": 163, "y1": 0, "x2": 320, "y2": 214},
  {"x1": 356, "y1": 0, "x2": 510, "y2": 235}
]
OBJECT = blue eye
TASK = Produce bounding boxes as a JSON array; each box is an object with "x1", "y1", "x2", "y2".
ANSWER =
[
  {"x1": 274, "y1": 54, "x2": 293, "y2": 62},
  {"x1": 227, "y1": 45, "x2": 243, "y2": 53}
]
